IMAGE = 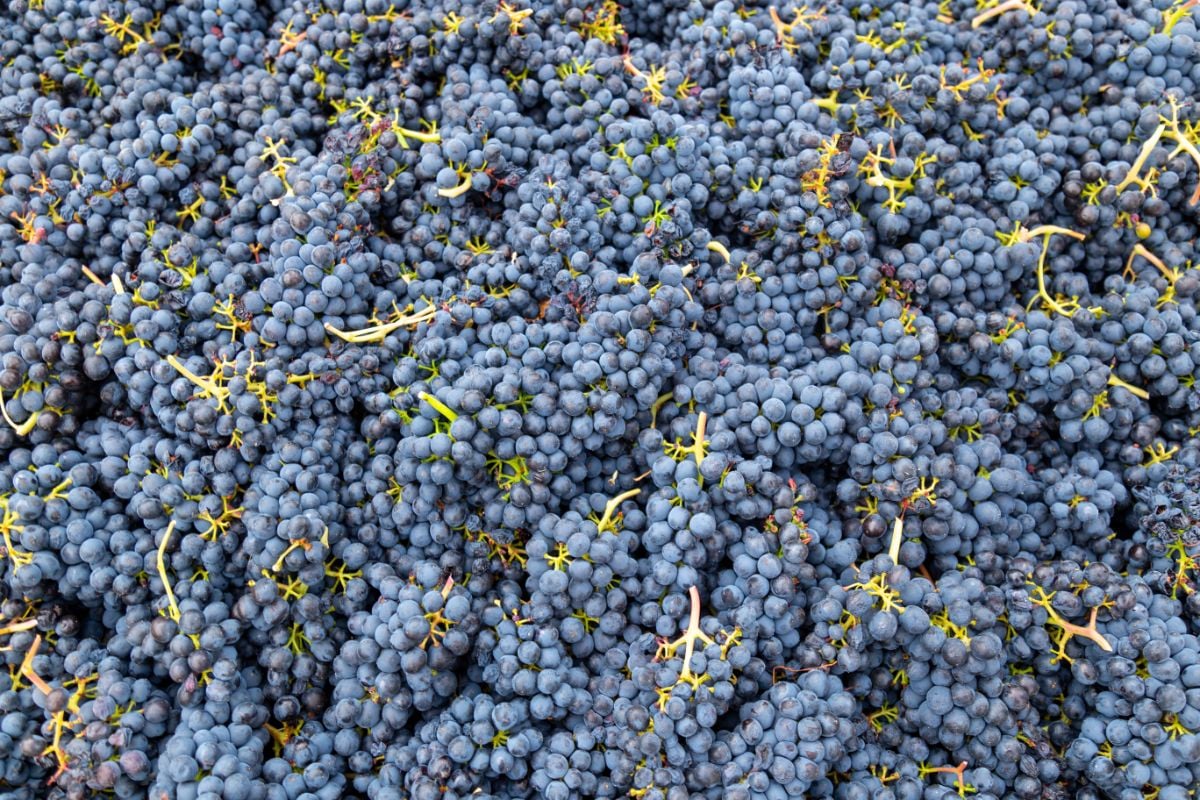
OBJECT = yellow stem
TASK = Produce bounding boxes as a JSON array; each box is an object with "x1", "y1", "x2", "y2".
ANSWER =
[
  {"x1": 1166, "y1": 137, "x2": 1200, "y2": 205},
  {"x1": 1026, "y1": 226, "x2": 1087, "y2": 318},
  {"x1": 418, "y1": 391, "x2": 459, "y2": 422},
  {"x1": 768, "y1": 6, "x2": 792, "y2": 33},
  {"x1": 270, "y1": 538, "x2": 311, "y2": 573},
  {"x1": 706, "y1": 240, "x2": 731, "y2": 263},
  {"x1": 596, "y1": 488, "x2": 641, "y2": 532},
  {"x1": 80, "y1": 266, "x2": 106, "y2": 287},
  {"x1": 395, "y1": 126, "x2": 442, "y2": 144},
  {"x1": 1124, "y1": 243, "x2": 1172, "y2": 281},
  {"x1": 20, "y1": 635, "x2": 52, "y2": 695},
  {"x1": 0, "y1": 388, "x2": 38, "y2": 436},
  {"x1": 323, "y1": 306, "x2": 437, "y2": 343},
  {"x1": 1107, "y1": 373, "x2": 1150, "y2": 400},
  {"x1": 972, "y1": 0, "x2": 1034, "y2": 28},
  {"x1": 1116, "y1": 125, "x2": 1166, "y2": 194},
  {"x1": 0, "y1": 619, "x2": 37, "y2": 638},
  {"x1": 888, "y1": 516, "x2": 904, "y2": 564},
  {"x1": 165, "y1": 355, "x2": 213, "y2": 390},
  {"x1": 1024, "y1": 225, "x2": 1086, "y2": 241},
  {"x1": 437, "y1": 178, "x2": 473, "y2": 199},
  {"x1": 156, "y1": 521, "x2": 181, "y2": 622}
]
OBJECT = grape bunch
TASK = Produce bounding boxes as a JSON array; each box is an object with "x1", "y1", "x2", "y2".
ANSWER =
[{"x1": 1, "y1": 0, "x2": 1200, "y2": 798}]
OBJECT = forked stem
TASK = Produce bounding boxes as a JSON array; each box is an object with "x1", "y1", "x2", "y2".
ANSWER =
[
  {"x1": 1116, "y1": 98, "x2": 1200, "y2": 205},
  {"x1": 594, "y1": 488, "x2": 641, "y2": 534},
  {"x1": 20, "y1": 634, "x2": 52, "y2": 694},
  {"x1": 324, "y1": 305, "x2": 437, "y2": 343},
  {"x1": 919, "y1": 760, "x2": 976, "y2": 797},
  {"x1": 166, "y1": 355, "x2": 231, "y2": 412},
  {"x1": 1124, "y1": 243, "x2": 1173, "y2": 281},
  {"x1": 1017, "y1": 225, "x2": 1107, "y2": 320},
  {"x1": 1054, "y1": 606, "x2": 1112, "y2": 652}
]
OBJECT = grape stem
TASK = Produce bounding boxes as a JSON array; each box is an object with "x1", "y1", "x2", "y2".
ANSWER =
[
  {"x1": 972, "y1": 0, "x2": 1037, "y2": 28},
  {"x1": 156, "y1": 521, "x2": 181, "y2": 623},
  {"x1": 888, "y1": 516, "x2": 904, "y2": 564},
  {"x1": 0, "y1": 388, "x2": 38, "y2": 436},
  {"x1": 593, "y1": 488, "x2": 640, "y2": 534},
  {"x1": 19, "y1": 634, "x2": 51, "y2": 694},
  {"x1": 705, "y1": 240, "x2": 731, "y2": 263},
  {"x1": 324, "y1": 304, "x2": 438, "y2": 343},
  {"x1": 418, "y1": 391, "x2": 459, "y2": 422},
  {"x1": 81, "y1": 265, "x2": 125, "y2": 294}
]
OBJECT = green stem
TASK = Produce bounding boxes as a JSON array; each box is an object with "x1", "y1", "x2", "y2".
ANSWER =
[{"x1": 419, "y1": 391, "x2": 458, "y2": 422}]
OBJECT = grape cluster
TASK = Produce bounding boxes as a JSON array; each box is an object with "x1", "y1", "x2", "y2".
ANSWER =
[{"x1": 1, "y1": 0, "x2": 1200, "y2": 798}]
